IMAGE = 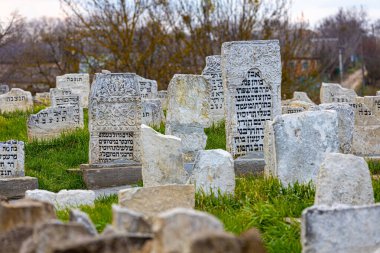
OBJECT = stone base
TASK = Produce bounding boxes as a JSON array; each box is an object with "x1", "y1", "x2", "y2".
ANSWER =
[
  {"x1": 0, "y1": 176, "x2": 38, "y2": 199},
  {"x1": 81, "y1": 163, "x2": 142, "y2": 190},
  {"x1": 234, "y1": 153, "x2": 265, "y2": 176}
]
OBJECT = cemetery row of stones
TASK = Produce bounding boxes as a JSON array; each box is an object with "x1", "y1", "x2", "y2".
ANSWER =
[{"x1": 1, "y1": 39, "x2": 380, "y2": 252}]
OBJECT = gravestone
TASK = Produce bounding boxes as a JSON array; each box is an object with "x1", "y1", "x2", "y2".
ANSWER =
[
  {"x1": 221, "y1": 40, "x2": 281, "y2": 158},
  {"x1": 27, "y1": 106, "x2": 80, "y2": 140},
  {"x1": 81, "y1": 73, "x2": 142, "y2": 189},
  {"x1": 0, "y1": 84, "x2": 9, "y2": 95},
  {"x1": 165, "y1": 74, "x2": 211, "y2": 162},
  {"x1": 157, "y1": 90, "x2": 168, "y2": 110},
  {"x1": 202, "y1": 55, "x2": 225, "y2": 123},
  {"x1": 320, "y1": 82, "x2": 357, "y2": 103},
  {"x1": 0, "y1": 88, "x2": 33, "y2": 113},
  {"x1": 264, "y1": 110, "x2": 340, "y2": 186},
  {"x1": 137, "y1": 75, "x2": 158, "y2": 99},
  {"x1": 50, "y1": 88, "x2": 84, "y2": 128},
  {"x1": 302, "y1": 204, "x2": 380, "y2": 253},
  {"x1": 0, "y1": 141, "x2": 38, "y2": 199},
  {"x1": 142, "y1": 99, "x2": 164, "y2": 127},
  {"x1": 56, "y1": 73, "x2": 90, "y2": 108},
  {"x1": 282, "y1": 106, "x2": 305, "y2": 114},
  {"x1": 34, "y1": 92, "x2": 51, "y2": 106}
]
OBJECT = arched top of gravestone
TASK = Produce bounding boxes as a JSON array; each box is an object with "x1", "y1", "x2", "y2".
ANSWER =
[
  {"x1": 202, "y1": 55, "x2": 221, "y2": 74},
  {"x1": 91, "y1": 73, "x2": 140, "y2": 98}
]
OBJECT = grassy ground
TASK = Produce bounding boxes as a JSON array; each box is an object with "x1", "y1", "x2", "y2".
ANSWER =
[{"x1": 2, "y1": 110, "x2": 380, "y2": 252}]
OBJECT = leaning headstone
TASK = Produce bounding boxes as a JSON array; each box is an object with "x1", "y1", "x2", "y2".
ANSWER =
[
  {"x1": 0, "y1": 141, "x2": 38, "y2": 199},
  {"x1": 157, "y1": 90, "x2": 168, "y2": 110},
  {"x1": 118, "y1": 184, "x2": 195, "y2": 217},
  {"x1": 0, "y1": 84, "x2": 10, "y2": 94},
  {"x1": 202, "y1": 55, "x2": 225, "y2": 123},
  {"x1": 0, "y1": 88, "x2": 33, "y2": 113},
  {"x1": 56, "y1": 73, "x2": 90, "y2": 108},
  {"x1": 82, "y1": 73, "x2": 142, "y2": 189},
  {"x1": 320, "y1": 82, "x2": 357, "y2": 103},
  {"x1": 315, "y1": 153, "x2": 374, "y2": 206},
  {"x1": 137, "y1": 75, "x2": 158, "y2": 99},
  {"x1": 302, "y1": 204, "x2": 380, "y2": 253},
  {"x1": 27, "y1": 105, "x2": 80, "y2": 140},
  {"x1": 222, "y1": 40, "x2": 281, "y2": 158},
  {"x1": 190, "y1": 149, "x2": 235, "y2": 196},
  {"x1": 141, "y1": 125, "x2": 188, "y2": 187},
  {"x1": 165, "y1": 74, "x2": 210, "y2": 162},
  {"x1": 51, "y1": 88, "x2": 84, "y2": 127},
  {"x1": 264, "y1": 110, "x2": 340, "y2": 186},
  {"x1": 152, "y1": 208, "x2": 224, "y2": 253},
  {"x1": 141, "y1": 99, "x2": 164, "y2": 127}
]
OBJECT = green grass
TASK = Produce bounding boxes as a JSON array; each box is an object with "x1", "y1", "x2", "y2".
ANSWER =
[{"x1": 3, "y1": 109, "x2": 380, "y2": 252}]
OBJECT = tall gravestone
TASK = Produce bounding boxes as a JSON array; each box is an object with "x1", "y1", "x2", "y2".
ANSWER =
[
  {"x1": 137, "y1": 75, "x2": 158, "y2": 99},
  {"x1": 202, "y1": 55, "x2": 224, "y2": 123},
  {"x1": 50, "y1": 88, "x2": 84, "y2": 128},
  {"x1": 56, "y1": 73, "x2": 90, "y2": 108},
  {"x1": 0, "y1": 140, "x2": 38, "y2": 199},
  {"x1": 0, "y1": 88, "x2": 33, "y2": 113},
  {"x1": 221, "y1": 40, "x2": 281, "y2": 159},
  {"x1": 0, "y1": 84, "x2": 9, "y2": 95},
  {"x1": 82, "y1": 73, "x2": 142, "y2": 189}
]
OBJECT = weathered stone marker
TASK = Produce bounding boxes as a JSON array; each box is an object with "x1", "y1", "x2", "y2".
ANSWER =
[
  {"x1": 0, "y1": 140, "x2": 38, "y2": 199},
  {"x1": 51, "y1": 88, "x2": 84, "y2": 127},
  {"x1": 0, "y1": 88, "x2": 33, "y2": 113},
  {"x1": 157, "y1": 90, "x2": 168, "y2": 110},
  {"x1": 142, "y1": 99, "x2": 164, "y2": 127},
  {"x1": 137, "y1": 75, "x2": 158, "y2": 99},
  {"x1": 302, "y1": 204, "x2": 380, "y2": 253},
  {"x1": 34, "y1": 92, "x2": 51, "y2": 106},
  {"x1": 202, "y1": 55, "x2": 225, "y2": 123},
  {"x1": 0, "y1": 84, "x2": 9, "y2": 95},
  {"x1": 81, "y1": 73, "x2": 142, "y2": 189},
  {"x1": 320, "y1": 82, "x2": 357, "y2": 103},
  {"x1": 56, "y1": 73, "x2": 90, "y2": 108},
  {"x1": 222, "y1": 40, "x2": 281, "y2": 158}
]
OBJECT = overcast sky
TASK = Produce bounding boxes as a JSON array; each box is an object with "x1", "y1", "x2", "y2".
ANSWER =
[{"x1": 0, "y1": 0, "x2": 379, "y2": 27}]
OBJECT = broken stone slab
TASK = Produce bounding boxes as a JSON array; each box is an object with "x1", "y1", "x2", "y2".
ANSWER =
[
  {"x1": 25, "y1": 189, "x2": 95, "y2": 209},
  {"x1": 320, "y1": 82, "x2": 357, "y2": 103},
  {"x1": 264, "y1": 110, "x2": 340, "y2": 186},
  {"x1": 118, "y1": 184, "x2": 195, "y2": 217},
  {"x1": 19, "y1": 221, "x2": 94, "y2": 253},
  {"x1": 190, "y1": 149, "x2": 235, "y2": 196},
  {"x1": 293, "y1": 91, "x2": 314, "y2": 104},
  {"x1": 183, "y1": 231, "x2": 241, "y2": 253},
  {"x1": 0, "y1": 88, "x2": 33, "y2": 113},
  {"x1": 80, "y1": 163, "x2": 142, "y2": 189},
  {"x1": 315, "y1": 153, "x2": 374, "y2": 206},
  {"x1": 0, "y1": 199, "x2": 56, "y2": 234},
  {"x1": 352, "y1": 126, "x2": 380, "y2": 156},
  {"x1": 112, "y1": 204, "x2": 151, "y2": 234},
  {"x1": 234, "y1": 152, "x2": 265, "y2": 176},
  {"x1": 302, "y1": 204, "x2": 380, "y2": 253},
  {"x1": 70, "y1": 209, "x2": 98, "y2": 236},
  {"x1": 0, "y1": 176, "x2": 38, "y2": 199},
  {"x1": 141, "y1": 125, "x2": 187, "y2": 187},
  {"x1": 152, "y1": 208, "x2": 224, "y2": 253}
]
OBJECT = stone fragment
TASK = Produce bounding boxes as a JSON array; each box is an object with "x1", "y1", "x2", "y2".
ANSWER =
[
  {"x1": 152, "y1": 208, "x2": 224, "y2": 253},
  {"x1": 56, "y1": 73, "x2": 90, "y2": 108},
  {"x1": 141, "y1": 99, "x2": 164, "y2": 127},
  {"x1": 165, "y1": 74, "x2": 210, "y2": 161},
  {"x1": 0, "y1": 226, "x2": 33, "y2": 253},
  {"x1": 264, "y1": 110, "x2": 340, "y2": 185},
  {"x1": 293, "y1": 91, "x2": 314, "y2": 104},
  {"x1": 112, "y1": 204, "x2": 151, "y2": 234},
  {"x1": 238, "y1": 228, "x2": 267, "y2": 253},
  {"x1": 202, "y1": 55, "x2": 225, "y2": 123},
  {"x1": 19, "y1": 221, "x2": 93, "y2": 253},
  {"x1": 141, "y1": 125, "x2": 187, "y2": 187},
  {"x1": 70, "y1": 209, "x2": 98, "y2": 236},
  {"x1": 315, "y1": 153, "x2": 374, "y2": 206},
  {"x1": 320, "y1": 82, "x2": 357, "y2": 103},
  {"x1": 184, "y1": 231, "x2": 241, "y2": 253},
  {"x1": 89, "y1": 73, "x2": 141, "y2": 164},
  {"x1": 314, "y1": 103, "x2": 354, "y2": 154},
  {"x1": 0, "y1": 140, "x2": 25, "y2": 178},
  {"x1": 302, "y1": 204, "x2": 380, "y2": 253},
  {"x1": 118, "y1": 184, "x2": 195, "y2": 217},
  {"x1": 137, "y1": 75, "x2": 158, "y2": 99},
  {"x1": 0, "y1": 84, "x2": 9, "y2": 95},
  {"x1": 190, "y1": 149, "x2": 235, "y2": 196},
  {"x1": 0, "y1": 88, "x2": 33, "y2": 113},
  {"x1": 222, "y1": 40, "x2": 282, "y2": 157},
  {"x1": 0, "y1": 199, "x2": 56, "y2": 233}
]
